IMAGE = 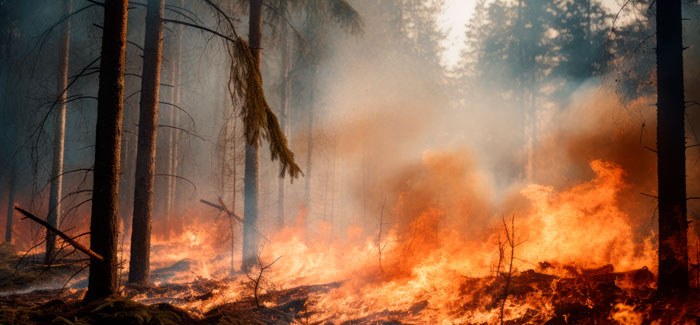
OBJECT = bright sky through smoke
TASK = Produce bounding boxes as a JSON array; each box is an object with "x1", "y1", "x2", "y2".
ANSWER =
[
  {"x1": 438, "y1": 0, "x2": 622, "y2": 69},
  {"x1": 439, "y1": 0, "x2": 475, "y2": 69}
]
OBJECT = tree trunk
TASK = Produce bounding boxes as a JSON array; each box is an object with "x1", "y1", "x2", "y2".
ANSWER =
[
  {"x1": 84, "y1": 0, "x2": 129, "y2": 302},
  {"x1": 656, "y1": 0, "x2": 688, "y2": 295},
  {"x1": 46, "y1": 0, "x2": 72, "y2": 265},
  {"x1": 304, "y1": 88, "x2": 313, "y2": 217},
  {"x1": 328, "y1": 136, "x2": 336, "y2": 228},
  {"x1": 128, "y1": 0, "x2": 164, "y2": 285},
  {"x1": 120, "y1": 125, "x2": 136, "y2": 239},
  {"x1": 242, "y1": 0, "x2": 262, "y2": 271},
  {"x1": 277, "y1": 12, "x2": 291, "y2": 230},
  {"x1": 162, "y1": 67, "x2": 173, "y2": 237},
  {"x1": 168, "y1": 1, "x2": 183, "y2": 234},
  {"x1": 5, "y1": 164, "x2": 15, "y2": 243}
]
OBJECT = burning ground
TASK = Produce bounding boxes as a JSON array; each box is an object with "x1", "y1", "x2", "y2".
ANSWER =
[{"x1": 2, "y1": 133, "x2": 700, "y2": 323}]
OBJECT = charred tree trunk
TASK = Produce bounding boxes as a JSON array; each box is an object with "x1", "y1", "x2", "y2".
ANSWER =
[
  {"x1": 84, "y1": 0, "x2": 129, "y2": 302},
  {"x1": 46, "y1": 0, "x2": 72, "y2": 265},
  {"x1": 277, "y1": 12, "x2": 291, "y2": 230},
  {"x1": 5, "y1": 164, "x2": 15, "y2": 243},
  {"x1": 242, "y1": 0, "x2": 262, "y2": 271},
  {"x1": 128, "y1": 0, "x2": 165, "y2": 285},
  {"x1": 656, "y1": 0, "x2": 688, "y2": 295}
]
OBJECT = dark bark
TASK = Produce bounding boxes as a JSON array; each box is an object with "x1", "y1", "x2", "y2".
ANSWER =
[
  {"x1": 84, "y1": 0, "x2": 129, "y2": 302},
  {"x1": 656, "y1": 0, "x2": 688, "y2": 295},
  {"x1": 47, "y1": 0, "x2": 72, "y2": 265},
  {"x1": 129, "y1": 0, "x2": 165, "y2": 285},
  {"x1": 242, "y1": 0, "x2": 262, "y2": 271}
]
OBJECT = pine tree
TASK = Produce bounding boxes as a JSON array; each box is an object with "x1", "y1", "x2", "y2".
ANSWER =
[
  {"x1": 84, "y1": 0, "x2": 129, "y2": 302},
  {"x1": 129, "y1": 0, "x2": 165, "y2": 285}
]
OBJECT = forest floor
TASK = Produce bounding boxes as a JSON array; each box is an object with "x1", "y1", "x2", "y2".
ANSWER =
[{"x1": 0, "y1": 242, "x2": 699, "y2": 324}]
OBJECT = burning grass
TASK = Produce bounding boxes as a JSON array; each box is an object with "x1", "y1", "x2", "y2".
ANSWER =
[
  {"x1": 0, "y1": 266, "x2": 697, "y2": 324},
  {"x1": 0, "y1": 152, "x2": 698, "y2": 323}
]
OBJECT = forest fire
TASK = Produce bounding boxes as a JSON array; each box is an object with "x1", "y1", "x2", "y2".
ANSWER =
[
  {"x1": 116, "y1": 154, "x2": 662, "y2": 323},
  {"x1": 1, "y1": 0, "x2": 700, "y2": 323}
]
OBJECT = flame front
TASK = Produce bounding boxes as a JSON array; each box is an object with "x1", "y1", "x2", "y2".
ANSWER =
[{"x1": 124, "y1": 153, "x2": 660, "y2": 323}]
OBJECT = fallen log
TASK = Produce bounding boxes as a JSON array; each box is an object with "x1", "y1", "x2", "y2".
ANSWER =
[
  {"x1": 538, "y1": 261, "x2": 654, "y2": 288},
  {"x1": 199, "y1": 199, "x2": 271, "y2": 243},
  {"x1": 14, "y1": 205, "x2": 103, "y2": 261}
]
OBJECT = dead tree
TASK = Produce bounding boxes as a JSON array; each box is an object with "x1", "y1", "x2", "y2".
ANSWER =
[
  {"x1": 129, "y1": 0, "x2": 165, "y2": 285},
  {"x1": 495, "y1": 233, "x2": 505, "y2": 277},
  {"x1": 245, "y1": 253, "x2": 282, "y2": 308},
  {"x1": 499, "y1": 215, "x2": 517, "y2": 325},
  {"x1": 84, "y1": 0, "x2": 129, "y2": 302},
  {"x1": 656, "y1": 0, "x2": 689, "y2": 296}
]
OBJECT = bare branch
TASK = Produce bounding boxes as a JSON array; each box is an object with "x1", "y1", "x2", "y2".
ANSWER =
[
  {"x1": 155, "y1": 173, "x2": 197, "y2": 197},
  {"x1": 157, "y1": 124, "x2": 206, "y2": 141},
  {"x1": 200, "y1": 199, "x2": 271, "y2": 243}
]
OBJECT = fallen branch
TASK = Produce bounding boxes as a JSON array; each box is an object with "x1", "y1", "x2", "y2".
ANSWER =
[
  {"x1": 199, "y1": 199, "x2": 271, "y2": 243},
  {"x1": 14, "y1": 205, "x2": 103, "y2": 261}
]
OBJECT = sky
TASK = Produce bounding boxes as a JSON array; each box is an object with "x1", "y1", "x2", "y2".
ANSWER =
[{"x1": 439, "y1": 0, "x2": 476, "y2": 69}]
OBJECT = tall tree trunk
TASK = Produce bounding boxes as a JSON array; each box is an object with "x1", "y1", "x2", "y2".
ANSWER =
[
  {"x1": 128, "y1": 0, "x2": 165, "y2": 285},
  {"x1": 231, "y1": 116, "x2": 238, "y2": 275},
  {"x1": 162, "y1": 67, "x2": 173, "y2": 237},
  {"x1": 586, "y1": 0, "x2": 591, "y2": 42},
  {"x1": 277, "y1": 13, "x2": 291, "y2": 230},
  {"x1": 304, "y1": 88, "x2": 313, "y2": 216},
  {"x1": 656, "y1": 0, "x2": 688, "y2": 295},
  {"x1": 242, "y1": 0, "x2": 262, "y2": 271},
  {"x1": 5, "y1": 163, "x2": 15, "y2": 243},
  {"x1": 517, "y1": 0, "x2": 526, "y2": 181},
  {"x1": 328, "y1": 135, "x2": 336, "y2": 228},
  {"x1": 120, "y1": 127, "x2": 136, "y2": 238},
  {"x1": 84, "y1": 0, "x2": 129, "y2": 302},
  {"x1": 46, "y1": 0, "x2": 72, "y2": 265},
  {"x1": 526, "y1": 84, "x2": 535, "y2": 182},
  {"x1": 168, "y1": 1, "x2": 183, "y2": 234}
]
